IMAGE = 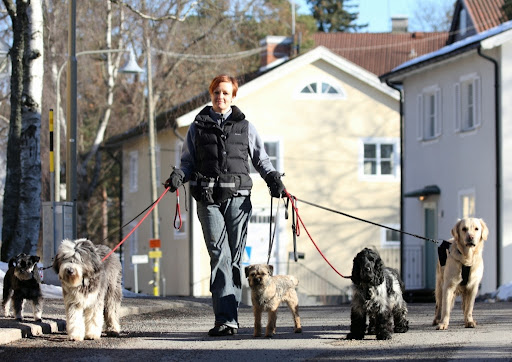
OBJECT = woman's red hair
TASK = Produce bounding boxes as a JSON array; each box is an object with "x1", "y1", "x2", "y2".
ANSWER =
[{"x1": 209, "y1": 75, "x2": 239, "y2": 97}]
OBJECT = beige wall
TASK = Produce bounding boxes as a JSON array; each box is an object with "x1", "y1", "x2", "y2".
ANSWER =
[{"x1": 236, "y1": 59, "x2": 400, "y2": 293}]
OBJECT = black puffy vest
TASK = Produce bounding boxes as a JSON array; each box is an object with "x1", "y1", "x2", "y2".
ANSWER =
[{"x1": 190, "y1": 106, "x2": 253, "y2": 203}]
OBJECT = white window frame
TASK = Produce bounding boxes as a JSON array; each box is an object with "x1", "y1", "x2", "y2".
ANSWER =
[
  {"x1": 295, "y1": 77, "x2": 346, "y2": 100},
  {"x1": 454, "y1": 73, "x2": 481, "y2": 133},
  {"x1": 458, "y1": 188, "x2": 476, "y2": 219},
  {"x1": 417, "y1": 85, "x2": 442, "y2": 141},
  {"x1": 250, "y1": 136, "x2": 284, "y2": 175},
  {"x1": 129, "y1": 150, "x2": 138, "y2": 193},
  {"x1": 128, "y1": 221, "x2": 139, "y2": 270},
  {"x1": 358, "y1": 137, "x2": 400, "y2": 181},
  {"x1": 381, "y1": 224, "x2": 401, "y2": 249}
]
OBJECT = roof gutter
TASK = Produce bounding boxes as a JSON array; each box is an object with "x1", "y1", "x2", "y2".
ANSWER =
[{"x1": 477, "y1": 46, "x2": 501, "y2": 289}]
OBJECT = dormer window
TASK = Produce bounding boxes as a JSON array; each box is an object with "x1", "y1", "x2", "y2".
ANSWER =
[
  {"x1": 459, "y1": 8, "x2": 467, "y2": 36},
  {"x1": 296, "y1": 79, "x2": 346, "y2": 100}
]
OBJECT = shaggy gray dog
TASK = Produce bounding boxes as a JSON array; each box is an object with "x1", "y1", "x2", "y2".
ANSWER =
[
  {"x1": 347, "y1": 248, "x2": 409, "y2": 340},
  {"x1": 53, "y1": 238, "x2": 122, "y2": 341}
]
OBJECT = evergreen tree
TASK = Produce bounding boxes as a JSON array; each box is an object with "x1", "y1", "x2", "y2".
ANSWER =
[
  {"x1": 307, "y1": 0, "x2": 366, "y2": 32},
  {"x1": 502, "y1": 0, "x2": 512, "y2": 21}
]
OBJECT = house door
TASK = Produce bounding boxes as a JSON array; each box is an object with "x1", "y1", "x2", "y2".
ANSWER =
[{"x1": 424, "y1": 202, "x2": 437, "y2": 290}]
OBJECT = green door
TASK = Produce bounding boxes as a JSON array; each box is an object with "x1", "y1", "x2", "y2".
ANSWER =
[{"x1": 424, "y1": 203, "x2": 437, "y2": 289}]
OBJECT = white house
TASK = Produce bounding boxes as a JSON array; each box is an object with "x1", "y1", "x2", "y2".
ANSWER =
[{"x1": 380, "y1": 1, "x2": 512, "y2": 294}]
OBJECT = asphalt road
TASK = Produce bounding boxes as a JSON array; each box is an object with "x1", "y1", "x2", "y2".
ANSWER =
[{"x1": 0, "y1": 298, "x2": 511, "y2": 361}]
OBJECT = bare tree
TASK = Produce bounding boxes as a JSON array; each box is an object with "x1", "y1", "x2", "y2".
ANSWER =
[
  {"x1": 409, "y1": 0, "x2": 455, "y2": 32},
  {"x1": 1, "y1": 0, "x2": 43, "y2": 260}
]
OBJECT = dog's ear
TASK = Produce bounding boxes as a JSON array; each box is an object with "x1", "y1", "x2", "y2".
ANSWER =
[
  {"x1": 451, "y1": 219, "x2": 462, "y2": 240},
  {"x1": 52, "y1": 255, "x2": 60, "y2": 274},
  {"x1": 8, "y1": 256, "x2": 17, "y2": 269},
  {"x1": 351, "y1": 253, "x2": 362, "y2": 285},
  {"x1": 479, "y1": 219, "x2": 489, "y2": 241},
  {"x1": 268, "y1": 265, "x2": 274, "y2": 276},
  {"x1": 374, "y1": 255, "x2": 385, "y2": 286},
  {"x1": 244, "y1": 266, "x2": 251, "y2": 278},
  {"x1": 31, "y1": 255, "x2": 41, "y2": 264}
]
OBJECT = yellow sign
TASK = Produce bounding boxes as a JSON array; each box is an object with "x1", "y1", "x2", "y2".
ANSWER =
[{"x1": 148, "y1": 250, "x2": 162, "y2": 259}]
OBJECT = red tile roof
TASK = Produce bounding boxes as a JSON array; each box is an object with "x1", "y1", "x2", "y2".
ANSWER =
[
  {"x1": 313, "y1": 32, "x2": 449, "y2": 76},
  {"x1": 465, "y1": 0, "x2": 507, "y2": 32}
]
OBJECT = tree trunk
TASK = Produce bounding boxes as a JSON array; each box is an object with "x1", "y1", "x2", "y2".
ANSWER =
[
  {"x1": 1, "y1": 0, "x2": 28, "y2": 261},
  {"x1": 1, "y1": 0, "x2": 43, "y2": 260}
]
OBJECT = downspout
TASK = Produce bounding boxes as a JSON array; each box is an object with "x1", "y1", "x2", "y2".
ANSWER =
[
  {"x1": 386, "y1": 80, "x2": 405, "y2": 281},
  {"x1": 477, "y1": 46, "x2": 501, "y2": 288}
]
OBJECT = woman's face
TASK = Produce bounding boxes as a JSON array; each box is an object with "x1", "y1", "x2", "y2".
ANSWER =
[{"x1": 210, "y1": 81, "x2": 234, "y2": 114}]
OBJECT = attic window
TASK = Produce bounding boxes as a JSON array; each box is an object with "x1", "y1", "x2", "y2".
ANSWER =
[{"x1": 296, "y1": 80, "x2": 345, "y2": 100}]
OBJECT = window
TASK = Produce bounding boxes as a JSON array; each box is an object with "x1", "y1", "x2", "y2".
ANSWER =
[
  {"x1": 459, "y1": 189, "x2": 475, "y2": 218},
  {"x1": 296, "y1": 79, "x2": 345, "y2": 100},
  {"x1": 459, "y1": 8, "x2": 467, "y2": 36},
  {"x1": 129, "y1": 151, "x2": 138, "y2": 193},
  {"x1": 250, "y1": 138, "x2": 283, "y2": 174},
  {"x1": 381, "y1": 225, "x2": 401, "y2": 248},
  {"x1": 417, "y1": 86, "x2": 442, "y2": 141},
  {"x1": 359, "y1": 138, "x2": 400, "y2": 181},
  {"x1": 455, "y1": 74, "x2": 481, "y2": 132}
]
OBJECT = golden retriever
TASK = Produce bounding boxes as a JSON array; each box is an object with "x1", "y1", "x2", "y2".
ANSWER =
[{"x1": 433, "y1": 218, "x2": 489, "y2": 330}]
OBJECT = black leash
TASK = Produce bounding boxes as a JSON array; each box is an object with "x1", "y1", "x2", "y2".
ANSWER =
[{"x1": 295, "y1": 197, "x2": 449, "y2": 245}]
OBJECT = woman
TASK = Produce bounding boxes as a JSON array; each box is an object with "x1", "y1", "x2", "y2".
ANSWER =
[{"x1": 165, "y1": 74, "x2": 285, "y2": 336}]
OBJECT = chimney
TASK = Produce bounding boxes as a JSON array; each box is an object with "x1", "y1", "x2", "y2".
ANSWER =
[
  {"x1": 391, "y1": 15, "x2": 408, "y2": 33},
  {"x1": 259, "y1": 36, "x2": 293, "y2": 72}
]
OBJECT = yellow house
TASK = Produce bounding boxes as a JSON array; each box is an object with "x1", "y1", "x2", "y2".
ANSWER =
[{"x1": 107, "y1": 44, "x2": 401, "y2": 303}]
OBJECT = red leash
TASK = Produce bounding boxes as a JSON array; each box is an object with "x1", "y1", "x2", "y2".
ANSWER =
[
  {"x1": 102, "y1": 186, "x2": 171, "y2": 262},
  {"x1": 284, "y1": 189, "x2": 351, "y2": 279}
]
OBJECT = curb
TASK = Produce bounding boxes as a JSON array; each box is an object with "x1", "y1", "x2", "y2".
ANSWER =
[{"x1": 0, "y1": 297, "x2": 208, "y2": 345}]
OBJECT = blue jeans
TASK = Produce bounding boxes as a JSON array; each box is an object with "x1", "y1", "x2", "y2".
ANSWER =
[{"x1": 196, "y1": 196, "x2": 252, "y2": 329}]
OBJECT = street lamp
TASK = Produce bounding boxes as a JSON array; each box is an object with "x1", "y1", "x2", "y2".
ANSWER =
[
  {"x1": 121, "y1": 40, "x2": 161, "y2": 295},
  {"x1": 54, "y1": 47, "x2": 141, "y2": 201}
]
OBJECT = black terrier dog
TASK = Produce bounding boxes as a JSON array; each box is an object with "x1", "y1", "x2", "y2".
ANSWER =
[
  {"x1": 2, "y1": 253, "x2": 43, "y2": 321},
  {"x1": 347, "y1": 248, "x2": 409, "y2": 340}
]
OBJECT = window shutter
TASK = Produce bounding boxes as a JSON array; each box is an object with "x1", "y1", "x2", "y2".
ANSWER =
[
  {"x1": 435, "y1": 88, "x2": 442, "y2": 137},
  {"x1": 417, "y1": 94, "x2": 423, "y2": 140},
  {"x1": 454, "y1": 83, "x2": 461, "y2": 132},
  {"x1": 473, "y1": 77, "x2": 481, "y2": 127}
]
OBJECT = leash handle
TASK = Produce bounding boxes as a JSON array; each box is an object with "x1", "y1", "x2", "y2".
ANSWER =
[
  {"x1": 174, "y1": 188, "x2": 182, "y2": 230},
  {"x1": 291, "y1": 196, "x2": 298, "y2": 262},
  {"x1": 284, "y1": 189, "x2": 351, "y2": 279}
]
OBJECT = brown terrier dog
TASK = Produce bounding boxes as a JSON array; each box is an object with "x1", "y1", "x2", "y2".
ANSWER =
[{"x1": 244, "y1": 264, "x2": 302, "y2": 337}]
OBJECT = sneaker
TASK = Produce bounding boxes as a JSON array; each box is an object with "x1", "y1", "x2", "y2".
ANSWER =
[{"x1": 208, "y1": 324, "x2": 237, "y2": 336}]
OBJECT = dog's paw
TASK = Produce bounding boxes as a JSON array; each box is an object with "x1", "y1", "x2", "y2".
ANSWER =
[
  {"x1": 465, "y1": 320, "x2": 476, "y2": 328},
  {"x1": 294, "y1": 327, "x2": 302, "y2": 333},
  {"x1": 106, "y1": 331, "x2": 120, "y2": 337},
  {"x1": 84, "y1": 333, "x2": 101, "y2": 340},
  {"x1": 376, "y1": 332, "x2": 392, "y2": 340},
  {"x1": 346, "y1": 332, "x2": 363, "y2": 340},
  {"x1": 68, "y1": 334, "x2": 85, "y2": 341},
  {"x1": 436, "y1": 323, "x2": 448, "y2": 330}
]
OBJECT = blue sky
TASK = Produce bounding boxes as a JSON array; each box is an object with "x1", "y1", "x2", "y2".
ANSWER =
[{"x1": 294, "y1": 0, "x2": 451, "y2": 32}]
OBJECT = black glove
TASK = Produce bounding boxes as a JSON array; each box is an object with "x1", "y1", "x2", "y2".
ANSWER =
[
  {"x1": 265, "y1": 171, "x2": 286, "y2": 198},
  {"x1": 164, "y1": 168, "x2": 185, "y2": 192}
]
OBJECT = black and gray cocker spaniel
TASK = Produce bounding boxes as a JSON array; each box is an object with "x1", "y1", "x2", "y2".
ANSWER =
[{"x1": 347, "y1": 248, "x2": 409, "y2": 340}]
